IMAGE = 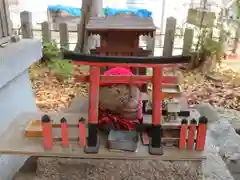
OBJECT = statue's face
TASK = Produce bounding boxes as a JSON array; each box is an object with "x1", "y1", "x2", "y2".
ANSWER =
[{"x1": 99, "y1": 85, "x2": 140, "y2": 120}]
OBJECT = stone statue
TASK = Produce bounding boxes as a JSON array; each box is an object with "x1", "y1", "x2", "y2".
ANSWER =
[{"x1": 98, "y1": 67, "x2": 142, "y2": 131}]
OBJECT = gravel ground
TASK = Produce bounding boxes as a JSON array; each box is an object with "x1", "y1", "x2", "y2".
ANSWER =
[
  {"x1": 13, "y1": 157, "x2": 202, "y2": 180},
  {"x1": 34, "y1": 158, "x2": 202, "y2": 180}
]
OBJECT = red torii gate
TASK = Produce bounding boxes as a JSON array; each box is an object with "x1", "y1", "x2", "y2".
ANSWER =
[{"x1": 63, "y1": 52, "x2": 191, "y2": 154}]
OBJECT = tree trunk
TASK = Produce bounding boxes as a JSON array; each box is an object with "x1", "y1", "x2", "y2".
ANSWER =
[
  {"x1": 74, "y1": 0, "x2": 92, "y2": 52},
  {"x1": 74, "y1": 0, "x2": 103, "y2": 53},
  {"x1": 88, "y1": 0, "x2": 103, "y2": 50}
]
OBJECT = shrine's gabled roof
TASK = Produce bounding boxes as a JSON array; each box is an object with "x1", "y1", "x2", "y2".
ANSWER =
[{"x1": 86, "y1": 15, "x2": 156, "y2": 32}]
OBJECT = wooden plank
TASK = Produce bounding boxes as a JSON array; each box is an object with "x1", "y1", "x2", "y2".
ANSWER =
[
  {"x1": 0, "y1": 0, "x2": 3, "y2": 38},
  {"x1": 182, "y1": 28, "x2": 194, "y2": 55},
  {"x1": 142, "y1": 108, "x2": 200, "y2": 125},
  {"x1": 163, "y1": 17, "x2": 176, "y2": 57},
  {"x1": 0, "y1": 0, "x2": 8, "y2": 36},
  {"x1": 41, "y1": 21, "x2": 51, "y2": 42},
  {"x1": 0, "y1": 0, "x2": 6, "y2": 37},
  {"x1": 25, "y1": 120, "x2": 182, "y2": 130},
  {"x1": 143, "y1": 85, "x2": 182, "y2": 99},
  {"x1": 20, "y1": 11, "x2": 33, "y2": 39},
  {"x1": 59, "y1": 23, "x2": 69, "y2": 49},
  {"x1": 0, "y1": 96, "x2": 203, "y2": 160},
  {"x1": 162, "y1": 17, "x2": 177, "y2": 75},
  {"x1": 187, "y1": 8, "x2": 215, "y2": 27},
  {"x1": 3, "y1": 0, "x2": 11, "y2": 35},
  {"x1": 0, "y1": 112, "x2": 205, "y2": 160}
]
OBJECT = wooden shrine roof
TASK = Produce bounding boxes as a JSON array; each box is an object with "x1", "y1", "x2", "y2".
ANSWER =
[{"x1": 86, "y1": 16, "x2": 156, "y2": 32}]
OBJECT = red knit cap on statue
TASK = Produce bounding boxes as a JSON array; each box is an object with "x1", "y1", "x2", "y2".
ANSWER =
[
  {"x1": 104, "y1": 67, "x2": 133, "y2": 76},
  {"x1": 98, "y1": 67, "x2": 143, "y2": 130},
  {"x1": 101, "y1": 67, "x2": 143, "y2": 86}
]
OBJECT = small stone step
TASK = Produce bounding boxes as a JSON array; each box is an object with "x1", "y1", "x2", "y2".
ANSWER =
[
  {"x1": 228, "y1": 160, "x2": 240, "y2": 174},
  {"x1": 194, "y1": 103, "x2": 220, "y2": 123},
  {"x1": 65, "y1": 96, "x2": 88, "y2": 113},
  {"x1": 12, "y1": 157, "x2": 37, "y2": 180},
  {"x1": 232, "y1": 172, "x2": 240, "y2": 180},
  {"x1": 18, "y1": 157, "x2": 37, "y2": 173},
  {"x1": 12, "y1": 172, "x2": 36, "y2": 180}
]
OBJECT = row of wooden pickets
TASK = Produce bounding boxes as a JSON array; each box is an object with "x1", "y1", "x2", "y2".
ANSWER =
[
  {"x1": 179, "y1": 117, "x2": 208, "y2": 151},
  {"x1": 41, "y1": 115, "x2": 86, "y2": 149},
  {"x1": 41, "y1": 114, "x2": 208, "y2": 152}
]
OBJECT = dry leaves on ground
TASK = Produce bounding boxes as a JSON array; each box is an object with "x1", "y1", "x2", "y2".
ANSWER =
[
  {"x1": 182, "y1": 63, "x2": 240, "y2": 110},
  {"x1": 29, "y1": 64, "x2": 87, "y2": 112},
  {"x1": 30, "y1": 63, "x2": 240, "y2": 112}
]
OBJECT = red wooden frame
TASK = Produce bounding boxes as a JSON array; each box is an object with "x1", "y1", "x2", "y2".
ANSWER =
[
  {"x1": 79, "y1": 63, "x2": 164, "y2": 126},
  {"x1": 59, "y1": 52, "x2": 210, "y2": 153},
  {"x1": 74, "y1": 75, "x2": 178, "y2": 84}
]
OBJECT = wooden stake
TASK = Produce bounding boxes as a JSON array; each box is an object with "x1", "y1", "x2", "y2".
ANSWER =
[
  {"x1": 195, "y1": 116, "x2": 208, "y2": 151},
  {"x1": 60, "y1": 118, "x2": 69, "y2": 148},
  {"x1": 187, "y1": 119, "x2": 197, "y2": 150},
  {"x1": 41, "y1": 115, "x2": 53, "y2": 149},
  {"x1": 179, "y1": 119, "x2": 188, "y2": 149},
  {"x1": 79, "y1": 119, "x2": 86, "y2": 146}
]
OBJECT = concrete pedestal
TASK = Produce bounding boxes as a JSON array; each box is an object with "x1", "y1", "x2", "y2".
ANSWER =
[{"x1": 0, "y1": 39, "x2": 42, "y2": 180}]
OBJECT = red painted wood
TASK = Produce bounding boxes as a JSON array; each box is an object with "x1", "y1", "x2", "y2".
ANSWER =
[
  {"x1": 179, "y1": 124, "x2": 188, "y2": 149},
  {"x1": 195, "y1": 124, "x2": 207, "y2": 151},
  {"x1": 73, "y1": 61, "x2": 177, "y2": 68},
  {"x1": 79, "y1": 122, "x2": 86, "y2": 146},
  {"x1": 74, "y1": 75, "x2": 178, "y2": 84},
  {"x1": 42, "y1": 121, "x2": 53, "y2": 149},
  {"x1": 152, "y1": 67, "x2": 163, "y2": 125},
  {"x1": 187, "y1": 123, "x2": 197, "y2": 150},
  {"x1": 60, "y1": 122, "x2": 69, "y2": 148},
  {"x1": 141, "y1": 132, "x2": 150, "y2": 145},
  {"x1": 88, "y1": 66, "x2": 100, "y2": 124}
]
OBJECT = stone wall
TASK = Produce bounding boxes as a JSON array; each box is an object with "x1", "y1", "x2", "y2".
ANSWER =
[{"x1": 0, "y1": 39, "x2": 42, "y2": 180}]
